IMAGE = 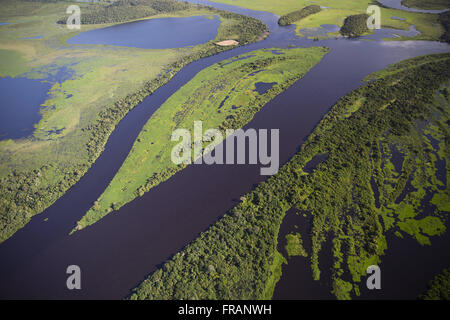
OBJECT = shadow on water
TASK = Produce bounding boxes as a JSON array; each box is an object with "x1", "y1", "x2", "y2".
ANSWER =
[{"x1": 0, "y1": 0, "x2": 449, "y2": 299}]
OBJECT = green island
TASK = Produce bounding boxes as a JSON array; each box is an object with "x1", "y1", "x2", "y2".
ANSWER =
[
  {"x1": 0, "y1": 0, "x2": 267, "y2": 243},
  {"x1": 56, "y1": 0, "x2": 191, "y2": 25},
  {"x1": 421, "y1": 268, "x2": 450, "y2": 300},
  {"x1": 278, "y1": 5, "x2": 322, "y2": 26},
  {"x1": 340, "y1": 14, "x2": 370, "y2": 37},
  {"x1": 440, "y1": 11, "x2": 450, "y2": 43},
  {"x1": 129, "y1": 53, "x2": 450, "y2": 300},
  {"x1": 74, "y1": 47, "x2": 329, "y2": 231},
  {"x1": 214, "y1": 0, "x2": 448, "y2": 41},
  {"x1": 285, "y1": 232, "x2": 308, "y2": 257}
]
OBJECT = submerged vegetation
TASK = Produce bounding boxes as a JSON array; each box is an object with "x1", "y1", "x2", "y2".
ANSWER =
[
  {"x1": 75, "y1": 47, "x2": 328, "y2": 231},
  {"x1": 0, "y1": 0, "x2": 267, "y2": 242},
  {"x1": 278, "y1": 5, "x2": 322, "y2": 26},
  {"x1": 285, "y1": 233, "x2": 308, "y2": 257},
  {"x1": 129, "y1": 53, "x2": 450, "y2": 300}
]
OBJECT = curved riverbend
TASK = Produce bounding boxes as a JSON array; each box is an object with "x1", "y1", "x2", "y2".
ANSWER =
[{"x1": 0, "y1": 0, "x2": 449, "y2": 299}]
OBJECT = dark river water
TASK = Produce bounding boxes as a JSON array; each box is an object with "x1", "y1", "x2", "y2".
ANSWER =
[
  {"x1": 0, "y1": 0, "x2": 449, "y2": 299},
  {"x1": 67, "y1": 15, "x2": 220, "y2": 48},
  {"x1": 0, "y1": 77, "x2": 50, "y2": 140}
]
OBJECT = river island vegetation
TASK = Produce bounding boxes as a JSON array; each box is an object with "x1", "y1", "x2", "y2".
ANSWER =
[
  {"x1": 74, "y1": 47, "x2": 329, "y2": 231},
  {"x1": 129, "y1": 53, "x2": 449, "y2": 300},
  {"x1": 421, "y1": 268, "x2": 450, "y2": 300},
  {"x1": 278, "y1": 5, "x2": 322, "y2": 26},
  {"x1": 0, "y1": 0, "x2": 267, "y2": 242},
  {"x1": 215, "y1": 0, "x2": 448, "y2": 40},
  {"x1": 57, "y1": 0, "x2": 191, "y2": 25},
  {"x1": 285, "y1": 233, "x2": 308, "y2": 257},
  {"x1": 340, "y1": 14, "x2": 370, "y2": 37}
]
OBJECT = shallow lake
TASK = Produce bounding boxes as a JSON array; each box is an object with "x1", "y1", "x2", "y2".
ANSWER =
[
  {"x1": 0, "y1": 77, "x2": 50, "y2": 140},
  {"x1": 67, "y1": 15, "x2": 221, "y2": 49}
]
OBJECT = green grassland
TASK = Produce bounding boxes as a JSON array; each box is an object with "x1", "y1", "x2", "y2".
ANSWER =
[
  {"x1": 213, "y1": 0, "x2": 446, "y2": 40},
  {"x1": 0, "y1": 0, "x2": 267, "y2": 242},
  {"x1": 129, "y1": 53, "x2": 449, "y2": 300},
  {"x1": 262, "y1": 251, "x2": 287, "y2": 299},
  {"x1": 74, "y1": 46, "x2": 329, "y2": 231}
]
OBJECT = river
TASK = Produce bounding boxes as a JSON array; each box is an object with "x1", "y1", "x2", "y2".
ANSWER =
[{"x1": 0, "y1": 0, "x2": 448, "y2": 299}]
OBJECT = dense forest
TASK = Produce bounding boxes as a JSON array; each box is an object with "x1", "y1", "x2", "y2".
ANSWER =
[
  {"x1": 0, "y1": 2, "x2": 268, "y2": 243},
  {"x1": 439, "y1": 11, "x2": 450, "y2": 43},
  {"x1": 421, "y1": 268, "x2": 450, "y2": 300},
  {"x1": 128, "y1": 53, "x2": 450, "y2": 300},
  {"x1": 57, "y1": 0, "x2": 190, "y2": 24},
  {"x1": 340, "y1": 13, "x2": 370, "y2": 37},
  {"x1": 278, "y1": 5, "x2": 322, "y2": 26},
  {"x1": 75, "y1": 48, "x2": 327, "y2": 232}
]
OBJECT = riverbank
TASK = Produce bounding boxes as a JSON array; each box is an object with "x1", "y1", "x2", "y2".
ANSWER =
[
  {"x1": 0, "y1": 0, "x2": 448, "y2": 300},
  {"x1": 213, "y1": 0, "x2": 447, "y2": 41},
  {"x1": 0, "y1": 0, "x2": 267, "y2": 243},
  {"x1": 74, "y1": 46, "x2": 328, "y2": 232}
]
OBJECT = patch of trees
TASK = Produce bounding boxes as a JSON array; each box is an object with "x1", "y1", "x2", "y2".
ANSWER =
[
  {"x1": 278, "y1": 5, "x2": 322, "y2": 26},
  {"x1": 421, "y1": 268, "x2": 450, "y2": 300},
  {"x1": 439, "y1": 11, "x2": 450, "y2": 43},
  {"x1": 131, "y1": 53, "x2": 320, "y2": 203},
  {"x1": 57, "y1": 0, "x2": 190, "y2": 25},
  {"x1": 340, "y1": 14, "x2": 369, "y2": 37},
  {"x1": 128, "y1": 53, "x2": 450, "y2": 300}
]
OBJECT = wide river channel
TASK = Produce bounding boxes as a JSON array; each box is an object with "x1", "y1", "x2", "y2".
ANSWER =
[{"x1": 0, "y1": 0, "x2": 449, "y2": 299}]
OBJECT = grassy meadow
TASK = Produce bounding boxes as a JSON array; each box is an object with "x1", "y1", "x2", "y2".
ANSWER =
[{"x1": 75, "y1": 46, "x2": 329, "y2": 231}]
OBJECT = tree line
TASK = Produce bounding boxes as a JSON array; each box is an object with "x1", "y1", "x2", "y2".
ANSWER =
[
  {"x1": 128, "y1": 53, "x2": 450, "y2": 300},
  {"x1": 278, "y1": 5, "x2": 322, "y2": 26},
  {"x1": 57, "y1": 0, "x2": 190, "y2": 25}
]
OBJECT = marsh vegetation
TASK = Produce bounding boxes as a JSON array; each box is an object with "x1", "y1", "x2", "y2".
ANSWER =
[{"x1": 129, "y1": 53, "x2": 450, "y2": 300}]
